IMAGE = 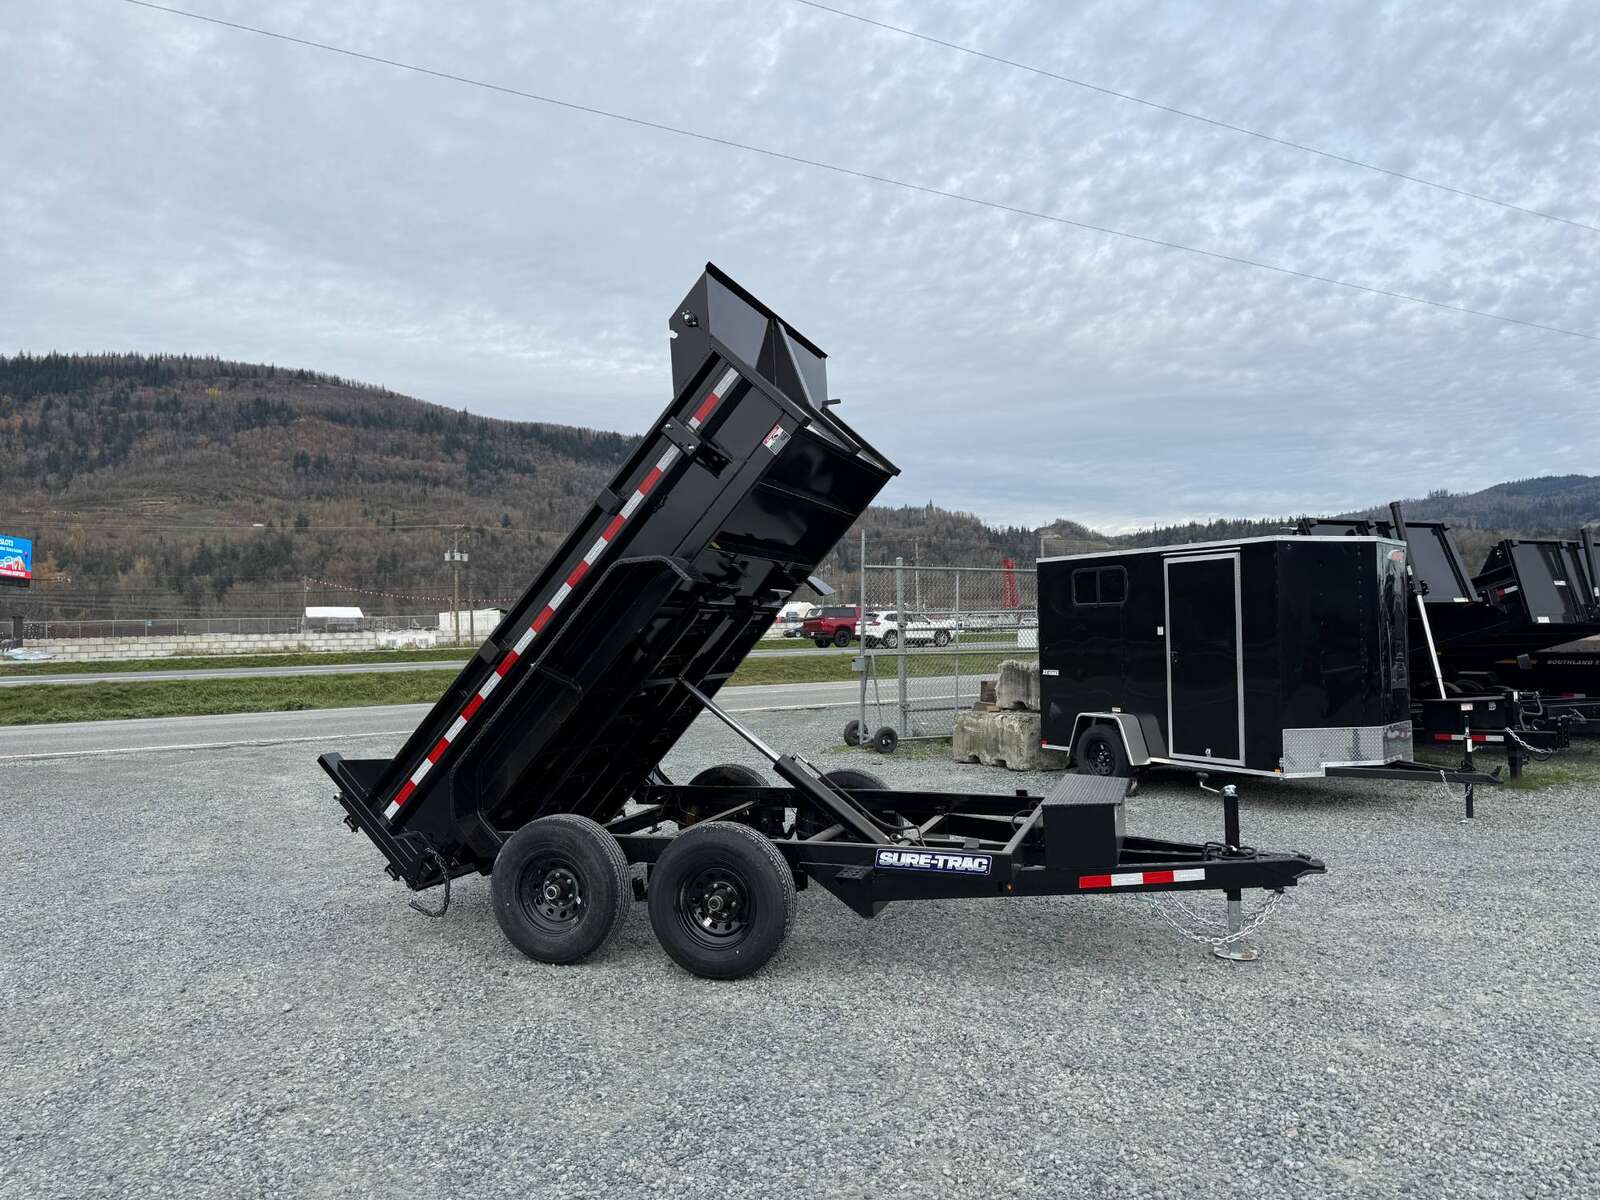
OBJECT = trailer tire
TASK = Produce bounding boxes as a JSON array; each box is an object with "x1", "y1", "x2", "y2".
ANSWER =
[
  {"x1": 872, "y1": 726, "x2": 899, "y2": 754},
  {"x1": 492, "y1": 814, "x2": 630, "y2": 966},
  {"x1": 689, "y1": 763, "x2": 766, "y2": 788},
  {"x1": 833, "y1": 627, "x2": 852, "y2": 647},
  {"x1": 1073, "y1": 724, "x2": 1131, "y2": 778},
  {"x1": 648, "y1": 822, "x2": 796, "y2": 980},
  {"x1": 842, "y1": 720, "x2": 864, "y2": 746},
  {"x1": 822, "y1": 768, "x2": 888, "y2": 791}
]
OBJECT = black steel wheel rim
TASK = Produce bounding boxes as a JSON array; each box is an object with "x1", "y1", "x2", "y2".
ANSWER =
[
  {"x1": 518, "y1": 854, "x2": 587, "y2": 933},
  {"x1": 1086, "y1": 737, "x2": 1115, "y2": 775},
  {"x1": 677, "y1": 864, "x2": 754, "y2": 948}
]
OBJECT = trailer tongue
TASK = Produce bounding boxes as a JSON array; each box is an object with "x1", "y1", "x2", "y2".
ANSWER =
[{"x1": 321, "y1": 264, "x2": 1324, "y2": 978}]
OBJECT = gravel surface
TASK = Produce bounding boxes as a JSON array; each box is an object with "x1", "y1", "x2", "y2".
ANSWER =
[{"x1": 5, "y1": 708, "x2": 1598, "y2": 1199}]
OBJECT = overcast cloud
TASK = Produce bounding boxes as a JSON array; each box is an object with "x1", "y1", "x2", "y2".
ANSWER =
[{"x1": 2, "y1": 0, "x2": 1596, "y2": 530}]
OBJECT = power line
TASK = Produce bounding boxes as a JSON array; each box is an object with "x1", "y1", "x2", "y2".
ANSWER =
[
  {"x1": 120, "y1": 1, "x2": 1599, "y2": 344},
  {"x1": 790, "y1": 0, "x2": 1600, "y2": 236}
]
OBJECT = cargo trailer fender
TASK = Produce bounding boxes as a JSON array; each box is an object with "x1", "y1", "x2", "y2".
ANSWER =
[{"x1": 1067, "y1": 712, "x2": 1154, "y2": 767}]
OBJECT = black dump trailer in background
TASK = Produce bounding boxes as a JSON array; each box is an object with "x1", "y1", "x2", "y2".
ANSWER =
[
  {"x1": 320, "y1": 265, "x2": 1325, "y2": 978},
  {"x1": 1472, "y1": 535, "x2": 1600, "y2": 695},
  {"x1": 1302, "y1": 516, "x2": 1600, "y2": 748},
  {"x1": 1037, "y1": 536, "x2": 1483, "y2": 788}
]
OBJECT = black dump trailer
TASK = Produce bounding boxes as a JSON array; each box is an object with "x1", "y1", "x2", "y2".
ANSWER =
[
  {"x1": 1302, "y1": 515, "x2": 1600, "y2": 748},
  {"x1": 319, "y1": 265, "x2": 1325, "y2": 978},
  {"x1": 1472, "y1": 535, "x2": 1600, "y2": 695},
  {"x1": 1037, "y1": 536, "x2": 1491, "y2": 797}
]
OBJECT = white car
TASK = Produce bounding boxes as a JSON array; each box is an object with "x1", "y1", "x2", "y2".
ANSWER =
[{"x1": 860, "y1": 610, "x2": 955, "y2": 649}]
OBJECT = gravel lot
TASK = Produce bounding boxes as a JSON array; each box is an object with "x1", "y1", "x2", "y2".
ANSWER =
[{"x1": 5, "y1": 708, "x2": 1599, "y2": 1199}]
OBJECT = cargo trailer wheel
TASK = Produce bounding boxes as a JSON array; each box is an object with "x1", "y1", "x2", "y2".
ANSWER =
[
  {"x1": 492, "y1": 814, "x2": 629, "y2": 966},
  {"x1": 833, "y1": 628, "x2": 852, "y2": 647},
  {"x1": 648, "y1": 822, "x2": 796, "y2": 979},
  {"x1": 1073, "y1": 725, "x2": 1130, "y2": 778},
  {"x1": 872, "y1": 726, "x2": 899, "y2": 754},
  {"x1": 842, "y1": 720, "x2": 864, "y2": 746}
]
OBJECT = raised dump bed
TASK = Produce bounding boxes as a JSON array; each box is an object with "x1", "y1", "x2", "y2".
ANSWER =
[
  {"x1": 321, "y1": 265, "x2": 1325, "y2": 978},
  {"x1": 1302, "y1": 513, "x2": 1600, "y2": 747}
]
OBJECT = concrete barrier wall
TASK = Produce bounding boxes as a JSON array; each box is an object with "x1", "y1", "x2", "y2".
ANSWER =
[{"x1": 23, "y1": 630, "x2": 443, "y2": 662}]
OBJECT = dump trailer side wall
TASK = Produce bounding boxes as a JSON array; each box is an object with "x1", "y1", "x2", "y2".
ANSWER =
[{"x1": 324, "y1": 265, "x2": 897, "y2": 881}]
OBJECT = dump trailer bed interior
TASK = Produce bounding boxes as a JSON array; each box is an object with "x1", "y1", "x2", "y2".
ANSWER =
[{"x1": 320, "y1": 265, "x2": 1326, "y2": 979}]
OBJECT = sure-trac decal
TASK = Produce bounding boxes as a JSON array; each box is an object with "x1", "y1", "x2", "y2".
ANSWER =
[{"x1": 874, "y1": 848, "x2": 993, "y2": 875}]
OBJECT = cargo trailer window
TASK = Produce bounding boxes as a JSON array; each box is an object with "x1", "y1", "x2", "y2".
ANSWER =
[{"x1": 1071, "y1": 566, "x2": 1127, "y2": 607}]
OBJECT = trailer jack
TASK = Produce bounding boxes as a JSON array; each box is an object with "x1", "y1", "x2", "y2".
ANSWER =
[{"x1": 1194, "y1": 775, "x2": 1265, "y2": 961}]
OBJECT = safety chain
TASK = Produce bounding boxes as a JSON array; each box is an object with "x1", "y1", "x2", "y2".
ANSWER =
[
  {"x1": 407, "y1": 848, "x2": 453, "y2": 918},
  {"x1": 1143, "y1": 889, "x2": 1285, "y2": 948},
  {"x1": 1504, "y1": 727, "x2": 1556, "y2": 761}
]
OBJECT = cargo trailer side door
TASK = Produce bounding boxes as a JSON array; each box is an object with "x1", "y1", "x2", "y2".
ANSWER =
[{"x1": 1164, "y1": 552, "x2": 1244, "y2": 765}]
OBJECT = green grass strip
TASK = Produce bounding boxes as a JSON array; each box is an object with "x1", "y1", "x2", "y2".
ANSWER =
[{"x1": 0, "y1": 648, "x2": 1037, "y2": 725}]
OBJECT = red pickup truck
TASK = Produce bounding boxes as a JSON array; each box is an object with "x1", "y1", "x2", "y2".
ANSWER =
[{"x1": 801, "y1": 605, "x2": 860, "y2": 647}]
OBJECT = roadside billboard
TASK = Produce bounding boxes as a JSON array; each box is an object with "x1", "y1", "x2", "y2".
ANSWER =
[{"x1": 0, "y1": 534, "x2": 33, "y2": 586}]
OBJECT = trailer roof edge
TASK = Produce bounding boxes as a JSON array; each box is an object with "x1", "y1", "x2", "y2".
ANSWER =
[{"x1": 1038, "y1": 534, "x2": 1407, "y2": 564}]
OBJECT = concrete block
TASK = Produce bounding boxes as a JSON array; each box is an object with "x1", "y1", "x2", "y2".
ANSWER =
[
  {"x1": 952, "y1": 709, "x2": 1068, "y2": 771},
  {"x1": 995, "y1": 659, "x2": 1041, "y2": 712}
]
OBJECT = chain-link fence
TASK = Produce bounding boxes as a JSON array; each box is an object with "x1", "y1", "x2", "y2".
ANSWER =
[{"x1": 849, "y1": 560, "x2": 1038, "y2": 741}]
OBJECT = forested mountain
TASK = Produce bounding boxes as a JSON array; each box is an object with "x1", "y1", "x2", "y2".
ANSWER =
[{"x1": 1, "y1": 353, "x2": 1593, "y2": 619}]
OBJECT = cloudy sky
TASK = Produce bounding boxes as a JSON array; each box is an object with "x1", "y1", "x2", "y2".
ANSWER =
[{"x1": 3, "y1": 1, "x2": 1596, "y2": 530}]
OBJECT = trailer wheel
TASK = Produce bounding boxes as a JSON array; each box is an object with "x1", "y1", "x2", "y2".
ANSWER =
[
  {"x1": 872, "y1": 726, "x2": 899, "y2": 754},
  {"x1": 648, "y1": 822, "x2": 796, "y2": 979},
  {"x1": 1074, "y1": 724, "x2": 1130, "y2": 777},
  {"x1": 833, "y1": 627, "x2": 852, "y2": 647},
  {"x1": 842, "y1": 719, "x2": 864, "y2": 746},
  {"x1": 492, "y1": 814, "x2": 630, "y2": 966},
  {"x1": 688, "y1": 763, "x2": 766, "y2": 788},
  {"x1": 822, "y1": 768, "x2": 888, "y2": 791}
]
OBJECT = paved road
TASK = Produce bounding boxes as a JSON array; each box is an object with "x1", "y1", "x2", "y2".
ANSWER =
[{"x1": 0, "y1": 673, "x2": 966, "y2": 759}]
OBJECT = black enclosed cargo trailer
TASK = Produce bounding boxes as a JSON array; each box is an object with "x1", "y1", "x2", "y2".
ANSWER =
[
  {"x1": 1037, "y1": 536, "x2": 1493, "y2": 792},
  {"x1": 319, "y1": 265, "x2": 1325, "y2": 978}
]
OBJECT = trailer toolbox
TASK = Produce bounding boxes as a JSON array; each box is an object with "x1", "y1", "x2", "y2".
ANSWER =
[{"x1": 321, "y1": 265, "x2": 1325, "y2": 978}]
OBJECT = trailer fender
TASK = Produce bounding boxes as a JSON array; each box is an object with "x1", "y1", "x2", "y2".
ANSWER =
[{"x1": 1068, "y1": 713, "x2": 1153, "y2": 767}]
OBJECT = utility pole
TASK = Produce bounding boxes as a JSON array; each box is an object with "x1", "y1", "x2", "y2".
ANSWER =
[{"x1": 445, "y1": 529, "x2": 468, "y2": 644}]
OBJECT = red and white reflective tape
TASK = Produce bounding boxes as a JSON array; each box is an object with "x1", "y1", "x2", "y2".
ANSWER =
[
  {"x1": 1077, "y1": 867, "x2": 1206, "y2": 889},
  {"x1": 1431, "y1": 732, "x2": 1502, "y2": 744},
  {"x1": 383, "y1": 367, "x2": 741, "y2": 821}
]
